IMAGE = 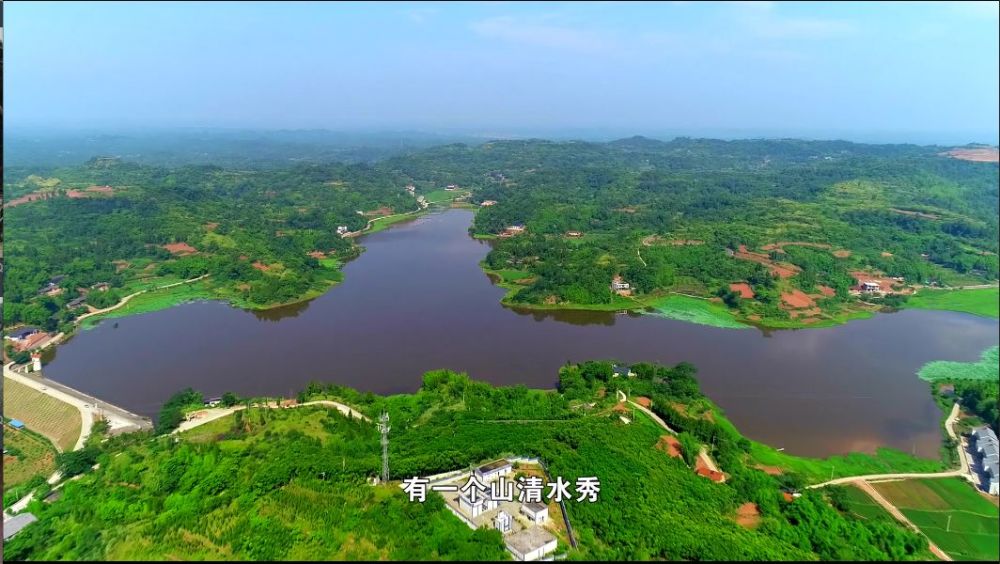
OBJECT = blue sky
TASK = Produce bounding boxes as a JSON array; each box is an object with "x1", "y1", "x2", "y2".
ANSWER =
[{"x1": 6, "y1": 1, "x2": 999, "y2": 143}]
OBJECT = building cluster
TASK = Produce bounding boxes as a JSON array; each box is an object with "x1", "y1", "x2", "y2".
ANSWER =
[
  {"x1": 972, "y1": 426, "x2": 999, "y2": 496},
  {"x1": 498, "y1": 224, "x2": 526, "y2": 238},
  {"x1": 439, "y1": 459, "x2": 559, "y2": 561},
  {"x1": 4, "y1": 326, "x2": 51, "y2": 353}
]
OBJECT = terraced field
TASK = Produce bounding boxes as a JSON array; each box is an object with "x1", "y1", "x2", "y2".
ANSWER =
[
  {"x1": 873, "y1": 478, "x2": 999, "y2": 561},
  {"x1": 3, "y1": 377, "x2": 82, "y2": 452}
]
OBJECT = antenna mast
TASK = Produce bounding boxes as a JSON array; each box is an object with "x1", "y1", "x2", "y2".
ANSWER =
[{"x1": 378, "y1": 412, "x2": 390, "y2": 483}]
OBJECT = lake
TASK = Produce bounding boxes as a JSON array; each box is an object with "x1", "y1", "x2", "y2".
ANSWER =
[{"x1": 44, "y1": 208, "x2": 999, "y2": 458}]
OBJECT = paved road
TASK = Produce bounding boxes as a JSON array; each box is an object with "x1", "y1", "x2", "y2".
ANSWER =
[
  {"x1": 172, "y1": 399, "x2": 370, "y2": 434},
  {"x1": 854, "y1": 479, "x2": 953, "y2": 561},
  {"x1": 4, "y1": 362, "x2": 152, "y2": 450}
]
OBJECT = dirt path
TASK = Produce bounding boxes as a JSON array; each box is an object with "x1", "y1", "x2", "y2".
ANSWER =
[
  {"x1": 853, "y1": 480, "x2": 953, "y2": 561},
  {"x1": 172, "y1": 399, "x2": 370, "y2": 434},
  {"x1": 621, "y1": 391, "x2": 679, "y2": 434},
  {"x1": 74, "y1": 273, "x2": 210, "y2": 325}
]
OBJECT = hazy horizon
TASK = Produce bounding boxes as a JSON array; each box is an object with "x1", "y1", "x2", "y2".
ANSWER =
[{"x1": 6, "y1": 1, "x2": 1000, "y2": 145}]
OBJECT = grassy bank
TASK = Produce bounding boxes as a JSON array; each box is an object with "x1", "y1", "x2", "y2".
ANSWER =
[
  {"x1": 918, "y1": 346, "x2": 1000, "y2": 382},
  {"x1": 749, "y1": 442, "x2": 945, "y2": 485},
  {"x1": 905, "y1": 287, "x2": 999, "y2": 319},
  {"x1": 646, "y1": 295, "x2": 750, "y2": 329}
]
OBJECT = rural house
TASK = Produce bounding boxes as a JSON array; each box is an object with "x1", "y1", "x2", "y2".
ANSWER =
[
  {"x1": 520, "y1": 502, "x2": 548, "y2": 524},
  {"x1": 474, "y1": 459, "x2": 513, "y2": 483}
]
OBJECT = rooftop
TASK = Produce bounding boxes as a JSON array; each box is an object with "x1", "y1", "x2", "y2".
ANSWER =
[
  {"x1": 477, "y1": 459, "x2": 512, "y2": 473},
  {"x1": 3, "y1": 512, "x2": 38, "y2": 540},
  {"x1": 523, "y1": 501, "x2": 548, "y2": 514},
  {"x1": 505, "y1": 526, "x2": 557, "y2": 555}
]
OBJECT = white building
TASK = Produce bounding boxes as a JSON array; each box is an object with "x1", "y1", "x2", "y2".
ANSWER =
[
  {"x1": 973, "y1": 426, "x2": 999, "y2": 495},
  {"x1": 481, "y1": 200, "x2": 498, "y2": 207},
  {"x1": 336, "y1": 225, "x2": 349, "y2": 236},
  {"x1": 860, "y1": 281, "x2": 881, "y2": 293},
  {"x1": 475, "y1": 459, "x2": 513, "y2": 483},
  {"x1": 520, "y1": 502, "x2": 548, "y2": 524},
  {"x1": 505, "y1": 526, "x2": 558, "y2": 561},
  {"x1": 458, "y1": 491, "x2": 499, "y2": 518},
  {"x1": 494, "y1": 510, "x2": 513, "y2": 534}
]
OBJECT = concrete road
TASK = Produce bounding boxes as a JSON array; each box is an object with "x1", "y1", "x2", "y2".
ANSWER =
[{"x1": 4, "y1": 362, "x2": 152, "y2": 450}]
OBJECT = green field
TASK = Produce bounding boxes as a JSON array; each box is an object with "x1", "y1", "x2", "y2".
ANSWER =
[
  {"x1": 873, "y1": 478, "x2": 999, "y2": 561},
  {"x1": 2, "y1": 425, "x2": 58, "y2": 491},
  {"x1": 3, "y1": 377, "x2": 82, "y2": 452},
  {"x1": 906, "y1": 287, "x2": 999, "y2": 319},
  {"x1": 918, "y1": 346, "x2": 1000, "y2": 382},
  {"x1": 646, "y1": 295, "x2": 750, "y2": 329}
]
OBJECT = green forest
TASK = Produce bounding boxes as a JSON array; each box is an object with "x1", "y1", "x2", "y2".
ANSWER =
[
  {"x1": 6, "y1": 361, "x2": 938, "y2": 561},
  {"x1": 4, "y1": 137, "x2": 997, "y2": 335}
]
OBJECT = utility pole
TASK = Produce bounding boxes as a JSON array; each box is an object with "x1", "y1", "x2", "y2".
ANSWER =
[{"x1": 378, "y1": 412, "x2": 390, "y2": 484}]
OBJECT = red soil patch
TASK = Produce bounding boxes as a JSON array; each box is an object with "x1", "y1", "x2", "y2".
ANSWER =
[
  {"x1": 816, "y1": 285, "x2": 836, "y2": 297},
  {"x1": 735, "y1": 502, "x2": 762, "y2": 528},
  {"x1": 113, "y1": 260, "x2": 131, "y2": 273},
  {"x1": 162, "y1": 242, "x2": 198, "y2": 255},
  {"x1": 782, "y1": 492, "x2": 795, "y2": 503},
  {"x1": 761, "y1": 242, "x2": 831, "y2": 252},
  {"x1": 307, "y1": 251, "x2": 327, "y2": 259},
  {"x1": 780, "y1": 289, "x2": 815, "y2": 309},
  {"x1": 252, "y1": 261, "x2": 272, "y2": 272},
  {"x1": 364, "y1": 206, "x2": 393, "y2": 217},
  {"x1": 734, "y1": 245, "x2": 800, "y2": 279},
  {"x1": 4, "y1": 191, "x2": 56, "y2": 208},
  {"x1": 942, "y1": 147, "x2": 999, "y2": 163},
  {"x1": 754, "y1": 464, "x2": 784, "y2": 476},
  {"x1": 832, "y1": 249, "x2": 851, "y2": 258},
  {"x1": 67, "y1": 185, "x2": 114, "y2": 199},
  {"x1": 695, "y1": 465, "x2": 726, "y2": 483},
  {"x1": 729, "y1": 282, "x2": 755, "y2": 299},
  {"x1": 634, "y1": 396, "x2": 652, "y2": 408},
  {"x1": 656, "y1": 435, "x2": 683, "y2": 459}
]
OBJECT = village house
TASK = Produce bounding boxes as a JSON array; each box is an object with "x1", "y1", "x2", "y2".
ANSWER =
[
  {"x1": 565, "y1": 231, "x2": 583, "y2": 238},
  {"x1": 611, "y1": 275, "x2": 631, "y2": 296},
  {"x1": 91, "y1": 282, "x2": 111, "y2": 292},
  {"x1": 405, "y1": 184, "x2": 416, "y2": 195},
  {"x1": 480, "y1": 200, "x2": 498, "y2": 207},
  {"x1": 6, "y1": 326, "x2": 41, "y2": 343},
  {"x1": 203, "y1": 397, "x2": 223, "y2": 407},
  {"x1": 860, "y1": 281, "x2": 881, "y2": 293},
  {"x1": 336, "y1": 225, "x2": 350, "y2": 236},
  {"x1": 474, "y1": 459, "x2": 513, "y2": 483},
  {"x1": 520, "y1": 502, "x2": 549, "y2": 524},
  {"x1": 505, "y1": 526, "x2": 558, "y2": 562},
  {"x1": 66, "y1": 296, "x2": 88, "y2": 310},
  {"x1": 445, "y1": 184, "x2": 459, "y2": 191},
  {"x1": 612, "y1": 364, "x2": 635, "y2": 378}
]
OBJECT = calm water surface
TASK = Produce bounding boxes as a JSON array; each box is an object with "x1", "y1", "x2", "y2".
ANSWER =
[{"x1": 45, "y1": 209, "x2": 999, "y2": 457}]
